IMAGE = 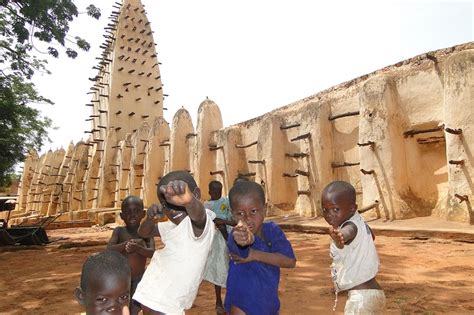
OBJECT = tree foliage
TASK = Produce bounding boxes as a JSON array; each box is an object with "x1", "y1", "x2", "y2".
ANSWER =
[{"x1": 0, "y1": 0, "x2": 101, "y2": 185}]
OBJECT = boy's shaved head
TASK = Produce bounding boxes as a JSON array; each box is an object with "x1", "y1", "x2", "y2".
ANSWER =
[
  {"x1": 80, "y1": 250, "x2": 130, "y2": 292},
  {"x1": 121, "y1": 195, "x2": 143, "y2": 211},
  {"x1": 209, "y1": 180, "x2": 222, "y2": 191},
  {"x1": 229, "y1": 180, "x2": 265, "y2": 207},
  {"x1": 322, "y1": 181, "x2": 356, "y2": 204}
]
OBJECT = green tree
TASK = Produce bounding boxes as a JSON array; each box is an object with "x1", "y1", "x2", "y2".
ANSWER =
[{"x1": 0, "y1": 0, "x2": 101, "y2": 186}]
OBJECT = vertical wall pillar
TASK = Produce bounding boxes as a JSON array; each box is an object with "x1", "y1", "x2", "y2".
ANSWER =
[
  {"x1": 441, "y1": 50, "x2": 473, "y2": 223},
  {"x1": 359, "y1": 75, "x2": 411, "y2": 220}
]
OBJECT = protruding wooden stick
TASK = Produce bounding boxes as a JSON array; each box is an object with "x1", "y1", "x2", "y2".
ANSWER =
[
  {"x1": 444, "y1": 127, "x2": 463, "y2": 135},
  {"x1": 454, "y1": 194, "x2": 469, "y2": 203},
  {"x1": 449, "y1": 160, "x2": 465, "y2": 166},
  {"x1": 280, "y1": 123, "x2": 300, "y2": 130},
  {"x1": 295, "y1": 169, "x2": 310, "y2": 177},
  {"x1": 358, "y1": 200, "x2": 379, "y2": 213},
  {"x1": 282, "y1": 173, "x2": 298, "y2": 178},
  {"x1": 404, "y1": 125, "x2": 444, "y2": 138},
  {"x1": 249, "y1": 160, "x2": 265, "y2": 164},
  {"x1": 285, "y1": 153, "x2": 309, "y2": 158},
  {"x1": 235, "y1": 141, "x2": 258, "y2": 148},
  {"x1": 186, "y1": 133, "x2": 197, "y2": 139},
  {"x1": 297, "y1": 190, "x2": 311, "y2": 195},
  {"x1": 328, "y1": 111, "x2": 359, "y2": 121},
  {"x1": 210, "y1": 170, "x2": 224, "y2": 175},
  {"x1": 357, "y1": 141, "x2": 375, "y2": 147},
  {"x1": 290, "y1": 133, "x2": 311, "y2": 142},
  {"x1": 331, "y1": 162, "x2": 360, "y2": 169},
  {"x1": 209, "y1": 145, "x2": 223, "y2": 151},
  {"x1": 360, "y1": 169, "x2": 375, "y2": 175}
]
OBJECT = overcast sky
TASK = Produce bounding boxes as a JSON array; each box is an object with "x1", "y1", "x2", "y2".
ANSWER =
[{"x1": 31, "y1": 0, "x2": 473, "y2": 153}]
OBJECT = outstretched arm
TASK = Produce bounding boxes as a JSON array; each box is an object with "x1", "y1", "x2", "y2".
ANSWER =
[
  {"x1": 160, "y1": 180, "x2": 207, "y2": 236},
  {"x1": 229, "y1": 221, "x2": 296, "y2": 268},
  {"x1": 329, "y1": 222, "x2": 357, "y2": 249},
  {"x1": 231, "y1": 250, "x2": 296, "y2": 268},
  {"x1": 138, "y1": 204, "x2": 162, "y2": 238}
]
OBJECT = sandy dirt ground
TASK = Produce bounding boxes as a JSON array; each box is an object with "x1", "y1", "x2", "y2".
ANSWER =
[{"x1": 0, "y1": 226, "x2": 473, "y2": 315}]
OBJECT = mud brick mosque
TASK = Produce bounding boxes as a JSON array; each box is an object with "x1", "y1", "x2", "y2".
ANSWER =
[{"x1": 9, "y1": 0, "x2": 474, "y2": 225}]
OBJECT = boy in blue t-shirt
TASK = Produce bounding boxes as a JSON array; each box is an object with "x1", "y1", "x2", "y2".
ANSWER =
[{"x1": 225, "y1": 181, "x2": 296, "y2": 315}]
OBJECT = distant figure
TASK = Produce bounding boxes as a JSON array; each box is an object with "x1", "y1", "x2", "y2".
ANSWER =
[
  {"x1": 321, "y1": 181, "x2": 385, "y2": 314},
  {"x1": 107, "y1": 195, "x2": 155, "y2": 315},
  {"x1": 75, "y1": 250, "x2": 131, "y2": 315},
  {"x1": 203, "y1": 180, "x2": 235, "y2": 313},
  {"x1": 205, "y1": 180, "x2": 234, "y2": 239},
  {"x1": 133, "y1": 170, "x2": 216, "y2": 315},
  {"x1": 225, "y1": 181, "x2": 296, "y2": 315}
]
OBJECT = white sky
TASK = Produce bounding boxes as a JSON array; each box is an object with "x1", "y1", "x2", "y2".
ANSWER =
[{"x1": 31, "y1": 0, "x2": 473, "y2": 153}]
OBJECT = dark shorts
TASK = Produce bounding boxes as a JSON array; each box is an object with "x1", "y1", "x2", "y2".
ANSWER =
[{"x1": 131, "y1": 274, "x2": 144, "y2": 315}]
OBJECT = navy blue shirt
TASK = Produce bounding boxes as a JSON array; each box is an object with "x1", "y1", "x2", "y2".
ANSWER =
[{"x1": 224, "y1": 222, "x2": 295, "y2": 315}]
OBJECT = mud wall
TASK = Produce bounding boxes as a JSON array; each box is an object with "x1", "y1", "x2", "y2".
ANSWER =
[{"x1": 8, "y1": 0, "x2": 473, "y2": 225}]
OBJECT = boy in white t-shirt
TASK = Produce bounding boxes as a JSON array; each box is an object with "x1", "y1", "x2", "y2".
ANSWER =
[
  {"x1": 133, "y1": 171, "x2": 215, "y2": 314},
  {"x1": 321, "y1": 181, "x2": 385, "y2": 314}
]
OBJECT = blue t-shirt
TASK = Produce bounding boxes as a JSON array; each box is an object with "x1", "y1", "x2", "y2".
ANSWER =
[{"x1": 224, "y1": 222, "x2": 295, "y2": 315}]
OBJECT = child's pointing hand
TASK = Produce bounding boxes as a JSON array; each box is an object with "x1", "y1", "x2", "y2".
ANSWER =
[{"x1": 233, "y1": 220, "x2": 255, "y2": 246}]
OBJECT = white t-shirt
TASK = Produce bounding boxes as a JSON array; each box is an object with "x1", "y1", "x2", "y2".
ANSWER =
[
  {"x1": 330, "y1": 212, "x2": 379, "y2": 292},
  {"x1": 133, "y1": 209, "x2": 216, "y2": 314}
]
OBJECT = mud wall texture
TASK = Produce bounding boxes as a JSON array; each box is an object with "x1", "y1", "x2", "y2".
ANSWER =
[{"x1": 8, "y1": 0, "x2": 473, "y2": 225}]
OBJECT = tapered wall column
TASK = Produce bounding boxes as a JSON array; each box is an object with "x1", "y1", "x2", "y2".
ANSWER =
[
  {"x1": 359, "y1": 76, "x2": 410, "y2": 220},
  {"x1": 440, "y1": 50, "x2": 473, "y2": 223}
]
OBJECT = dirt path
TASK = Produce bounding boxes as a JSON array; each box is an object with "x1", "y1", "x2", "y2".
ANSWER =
[{"x1": 0, "y1": 227, "x2": 472, "y2": 314}]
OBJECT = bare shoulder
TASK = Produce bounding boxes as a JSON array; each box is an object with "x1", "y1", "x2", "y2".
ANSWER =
[{"x1": 341, "y1": 221, "x2": 358, "y2": 243}]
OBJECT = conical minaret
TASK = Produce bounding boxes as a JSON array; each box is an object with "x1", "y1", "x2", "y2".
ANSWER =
[{"x1": 86, "y1": 0, "x2": 164, "y2": 143}]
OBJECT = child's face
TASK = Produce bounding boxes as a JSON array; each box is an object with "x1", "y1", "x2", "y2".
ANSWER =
[
  {"x1": 231, "y1": 192, "x2": 265, "y2": 235},
  {"x1": 209, "y1": 186, "x2": 222, "y2": 200},
  {"x1": 321, "y1": 192, "x2": 356, "y2": 228},
  {"x1": 120, "y1": 201, "x2": 144, "y2": 228},
  {"x1": 76, "y1": 274, "x2": 130, "y2": 315}
]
